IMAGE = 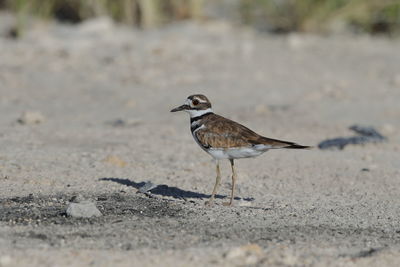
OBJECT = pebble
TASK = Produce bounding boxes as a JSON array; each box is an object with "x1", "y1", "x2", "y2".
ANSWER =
[
  {"x1": 17, "y1": 111, "x2": 45, "y2": 125},
  {"x1": 138, "y1": 181, "x2": 157, "y2": 193},
  {"x1": 105, "y1": 118, "x2": 142, "y2": 127},
  {"x1": 66, "y1": 201, "x2": 102, "y2": 218}
]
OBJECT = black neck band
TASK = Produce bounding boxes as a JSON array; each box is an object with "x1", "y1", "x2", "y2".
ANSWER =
[{"x1": 190, "y1": 112, "x2": 213, "y2": 124}]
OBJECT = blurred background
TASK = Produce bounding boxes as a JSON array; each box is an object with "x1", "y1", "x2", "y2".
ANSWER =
[
  {"x1": 1, "y1": 0, "x2": 400, "y2": 36},
  {"x1": 1, "y1": 0, "x2": 400, "y2": 136},
  {"x1": 1, "y1": 0, "x2": 400, "y2": 148}
]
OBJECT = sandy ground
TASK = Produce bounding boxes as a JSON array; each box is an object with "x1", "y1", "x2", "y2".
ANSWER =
[{"x1": 1, "y1": 16, "x2": 400, "y2": 266}]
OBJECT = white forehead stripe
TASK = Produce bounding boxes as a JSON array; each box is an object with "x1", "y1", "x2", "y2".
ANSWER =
[
  {"x1": 187, "y1": 97, "x2": 208, "y2": 104},
  {"x1": 193, "y1": 97, "x2": 207, "y2": 103},
  {"x1": 187, "y1": 97, "x2": 207, "y2": 108}
]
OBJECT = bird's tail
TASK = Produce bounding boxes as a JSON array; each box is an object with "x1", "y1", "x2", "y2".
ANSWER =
[
  {"x1": 284, "y1": 143, "x2": 312, "y2": 149},
  {"x1": 258, "y1": 136, "x2": 312, "y2": 149}
]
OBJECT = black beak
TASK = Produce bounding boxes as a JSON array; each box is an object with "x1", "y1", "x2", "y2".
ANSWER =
[{"x1": 170, "y1": 104, "x2": 189, "y2": 112}]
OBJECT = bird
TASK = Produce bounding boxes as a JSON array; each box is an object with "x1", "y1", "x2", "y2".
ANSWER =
[{"x1": 171, "y1": 94, "x2": 310, "y2": 206}]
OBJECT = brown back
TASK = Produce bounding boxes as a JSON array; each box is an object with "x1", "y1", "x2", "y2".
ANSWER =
[{"x1": 194, "y1": 113, "x2": 305, "y2": 149}]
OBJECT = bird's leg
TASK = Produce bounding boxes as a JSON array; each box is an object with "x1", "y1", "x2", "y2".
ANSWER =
[
  {"x1": 205, "y1": 160, "x2": 221, "y2": 206},
  {"x1": 223, "y1": 159, "x2": 236, "y2": 206}
]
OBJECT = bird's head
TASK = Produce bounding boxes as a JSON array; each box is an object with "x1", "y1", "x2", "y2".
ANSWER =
[{"x1": 171, "y1": 94, "x2": 213, "y2": 117}]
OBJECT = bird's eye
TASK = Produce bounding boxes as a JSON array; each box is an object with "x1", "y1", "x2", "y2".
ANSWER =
[{"x1": 192, "y1": 99, "x2": 199, "y2": 105}]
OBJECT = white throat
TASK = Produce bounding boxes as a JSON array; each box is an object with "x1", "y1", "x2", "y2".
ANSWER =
[{"x1": 186, "y1": 108, "x2": 213, "y2": 118}]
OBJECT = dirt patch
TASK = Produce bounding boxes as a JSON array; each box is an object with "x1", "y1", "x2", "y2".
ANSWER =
[
  {"x1": 1, "y1": 192, "x2": 399, "y2": 255},
  {"x1": 0, "y1": 193, "x2": 184, "y2": 226}
]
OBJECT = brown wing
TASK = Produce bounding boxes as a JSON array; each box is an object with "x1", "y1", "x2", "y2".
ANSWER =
[{"x1": 195, "y1": 114, "x2": 308, "y2": 149}]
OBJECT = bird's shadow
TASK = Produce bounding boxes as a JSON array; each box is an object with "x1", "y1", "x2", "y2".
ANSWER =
[{"x1": 99, "y1": 177, "x2": 254, "y2": 201}]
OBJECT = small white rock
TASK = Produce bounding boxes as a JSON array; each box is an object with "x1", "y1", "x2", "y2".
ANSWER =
[
  {"x1": 66, "y1": 201, "x2": 102, "y2": 218},
  {"x1": 17, "y1": 111, "x2": 45, "y2": 124},
  {"x1": 138, "y1": 181, "x2": 157, "y2": 193}
]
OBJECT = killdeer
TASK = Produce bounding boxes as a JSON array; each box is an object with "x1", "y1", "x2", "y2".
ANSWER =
[{"x1": 171, "y1": 94, "x2": 310, "y2": 206}]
